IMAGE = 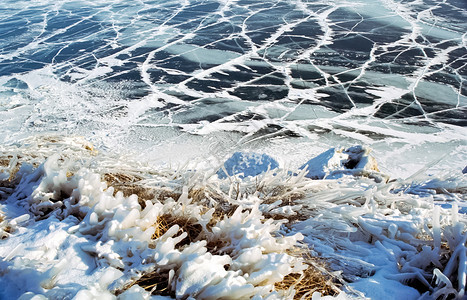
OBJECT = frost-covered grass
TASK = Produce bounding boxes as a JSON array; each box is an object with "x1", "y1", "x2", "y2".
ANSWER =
[{"x1": 0, "y1": 136, "x2": 466, "y2": 299}]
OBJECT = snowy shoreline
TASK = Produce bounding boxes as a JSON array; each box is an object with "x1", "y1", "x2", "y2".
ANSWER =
[{"x1": 1, "y1": 137, "x2": 466, "y2": 299}]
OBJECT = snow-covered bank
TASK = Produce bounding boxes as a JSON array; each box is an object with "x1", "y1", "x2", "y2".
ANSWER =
[{"x1": 0, "y1": 137, "x2": 466, "y2": 299}]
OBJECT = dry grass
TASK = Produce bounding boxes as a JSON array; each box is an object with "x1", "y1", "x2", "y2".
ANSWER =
[
  {"x1": 0, "y1": 157, "x2": 10, "y2": 167},
  {"x1": 102, "y1": 173, "x2": 212, "y2": 207},
  {"x1": 275, "y1": 253, "x2": 342, "y2": 299},
  {"x1": 103, "y1": 173, "x2": 144, "y2": 192},
  {"x1": 103, "y1": 173, "x2": 143, "y2": 185},
  {"x1": 133, "y1": 245, "x2": 342, "y2": 298},
  {"x1": 103, "y1": 173, "x2": 209, "y2": 244},
  {"x1": 8, "y1": 164, "x2": 20, "y2": 182},
  {"x1": 151, "y1": 215, "x2": 171, "y2": 240},
  {"x1": 0, "y1": 212, "x2": 5, "y2": 228},
  {"x1": 0, "y1": 155, "x2": 21, "y2": 182},
  {"x1": 150, "y1": 214, "x2": 203, "y2": 245},
  {"x1": 0, "y1": 157, "x2": 20, "y2": 201},
  {"x1": 2, "y1": 225, "x2": 12, "y2": 234},
  {"x1": 120, "y1": 185, "x2": 157, "y2": 203},
  {"x1": 132, "y1": 214, "x2": 206, "y2": 296},
  {"x1": 188, "y1": 187, "x2": 207, "y2": 203},
  {"x1": 154, "y1": 189, "x2": 181, "y2": 203},
  {"x1": 132, "y1": 269, "x2": 174, "y2": 297},
  {"x1": 103, "y1": 173, "x2": 158, "y2": 207}
]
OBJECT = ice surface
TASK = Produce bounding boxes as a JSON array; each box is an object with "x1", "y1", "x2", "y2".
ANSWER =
[{"x1": 0, "y1": 0, "x2": 465, "y2": 163}]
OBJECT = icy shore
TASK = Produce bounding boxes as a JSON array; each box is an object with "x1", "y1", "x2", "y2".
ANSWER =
[{"x1": 0, "y1": 137, "x2": 466, "y2": 299}]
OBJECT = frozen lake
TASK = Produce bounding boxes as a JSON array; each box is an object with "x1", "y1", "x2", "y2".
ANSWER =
[{"x1": 0, "y1": 0, "x2": 465, "y2": 176}]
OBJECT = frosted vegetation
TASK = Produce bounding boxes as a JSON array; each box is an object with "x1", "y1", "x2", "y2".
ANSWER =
[{"x1": 0, "y1": 136, "x2": 466, "y2": 299}]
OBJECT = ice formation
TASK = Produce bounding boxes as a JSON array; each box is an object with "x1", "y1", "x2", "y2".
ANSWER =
[
  {"x1": 217, "y1": 152, "x2": 279, "y2": 179},
  {"x1": 0, "y1": 142, "x2": 306, "y2": 299},
  {"x1": 299, "y1": 146, "x2": 382, "y2": 181},
  {"x1": 0, "y1": 138, "x2": 466, "y2": 299}
]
